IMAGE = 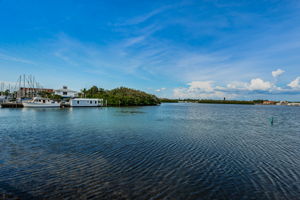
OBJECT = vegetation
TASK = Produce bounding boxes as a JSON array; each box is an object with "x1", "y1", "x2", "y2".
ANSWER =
[
  {"x1": 253, "y1": 99, "x2": 268, "y2": 104},
  {"x1": 0, "y1": 89, "x2": 10, "y2": 96},
  {"x1": 159, "y1": 98, "x2": 179, "y2": 103},
  {"x1": 197, "y1": 99, "x2": 254, "y2": 105},
  {"x1": 155, "y1": 98, "x2": 256, "y2": 105},
  {"x1": 158, "y1": 98, "x2": 255, "y2": 104},
  {"x1": 79, "y1": 86, "x2": 160, "y2": 106},
  {"x1": 39, "y1": 91, "x2": 62, "y2": 101}
]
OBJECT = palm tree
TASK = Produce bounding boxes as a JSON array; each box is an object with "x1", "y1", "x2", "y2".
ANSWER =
[{"x1": 81, "y1": 88, "x2": 87, "y2": 98}]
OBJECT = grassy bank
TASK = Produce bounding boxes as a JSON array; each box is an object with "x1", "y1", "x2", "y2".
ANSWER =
[{"x1": 159, "y1": 98, "x2": 179, "y2": 103}]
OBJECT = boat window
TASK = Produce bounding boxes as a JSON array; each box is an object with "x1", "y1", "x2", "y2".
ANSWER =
[
  {"x1": 95, "y1": 101, "x2": 97, "y2": 104},
  {"x1": 43, "y1": 100, "x2": 46, "y2": 103},
  {"x1": 77, "y1": 101, "x2": 80, "y2": 104},
  {"x1": 90, "y1": 101, "x2": 92, "y2": 104}
]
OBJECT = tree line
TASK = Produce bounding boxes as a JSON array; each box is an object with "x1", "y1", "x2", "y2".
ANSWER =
[{"x1": 79, "y1": 86, "x2": 160, "y2": 106}]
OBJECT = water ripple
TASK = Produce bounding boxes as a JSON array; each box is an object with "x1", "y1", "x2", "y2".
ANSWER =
[{"x1": 0, "y1": 104, "x2": 300, "y2": 199}]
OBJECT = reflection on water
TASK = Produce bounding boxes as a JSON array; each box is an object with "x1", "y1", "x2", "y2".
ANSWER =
[{"x1": 0, "y1": 103, "x2": 300, "y2": 199}]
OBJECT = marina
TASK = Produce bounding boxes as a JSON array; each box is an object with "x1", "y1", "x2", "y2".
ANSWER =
[{"x1": 0, "y1": 75, "x2": 104, "y2": 108}]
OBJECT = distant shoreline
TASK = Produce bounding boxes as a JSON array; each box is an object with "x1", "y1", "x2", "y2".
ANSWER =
[{"x1": 159, "y1": 99, "x2": 300, "y2": 106}]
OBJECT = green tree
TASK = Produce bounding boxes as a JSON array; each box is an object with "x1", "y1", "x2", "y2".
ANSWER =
[{"x1": 82, "y1": 86, "x2": 160, "y2": 106}]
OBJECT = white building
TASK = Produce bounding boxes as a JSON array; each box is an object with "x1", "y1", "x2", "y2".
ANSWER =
[
  {"x1": 70, "y1": 98, "x2": 103, "y2": 107},
  {"x1": 55, "y1": 86, "x2": 78, "y2": 98},
  {"x1": 276, "y1": 101, "x2": 288, "y2": 105},
  {"x1": 288, "y1": 102, "x2": 300, "y2": 106}
]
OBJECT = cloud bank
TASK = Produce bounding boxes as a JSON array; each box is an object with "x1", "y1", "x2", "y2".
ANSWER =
[
  {"x1": 288, "y1": 77, "x2": 300, "y2": 89},
  {"x1": 173, "y1": 70, "x2": 300, "y2": 99}
]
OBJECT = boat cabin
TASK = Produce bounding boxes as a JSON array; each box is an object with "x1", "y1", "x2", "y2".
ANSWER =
[
  {"x1": 30, "y1": 97, "x2": 58, "y2": 104},
  {"x1": 70, "y1": 98, "x2": 103, "y2": 107}
]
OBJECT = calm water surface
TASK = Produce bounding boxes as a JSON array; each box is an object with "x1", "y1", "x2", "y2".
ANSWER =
[{"x1": 0, "y1": 103, "x2": 300, "y2": 199}]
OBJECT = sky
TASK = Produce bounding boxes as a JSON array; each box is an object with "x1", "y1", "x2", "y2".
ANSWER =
[{"x1": 0, "y1": 0, "x2": 300, "y2": 100}]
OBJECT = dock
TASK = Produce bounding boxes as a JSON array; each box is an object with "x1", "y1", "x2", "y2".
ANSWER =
[
  {"x1": 1, "y1": 102, "x2": 24, "y2": 108},
  {"x1": 1, "y1": 102, "x2": 70, "y2": 108}
]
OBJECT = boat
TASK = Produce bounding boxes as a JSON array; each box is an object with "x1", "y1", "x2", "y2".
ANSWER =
[
  {"x1": 0, "y1": 96, "x2": 7, "y2": 104},
  {"x1": 70, "y1": 98, "x2": 103, "y2": 107},
  {"x1": 22, "y1": 97, "x2": 60, "y2": 108}
]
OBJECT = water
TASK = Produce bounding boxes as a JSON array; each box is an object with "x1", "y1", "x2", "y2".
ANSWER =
[{"x1": 0, "y1": 103, "x2": 300, "y2": 199}]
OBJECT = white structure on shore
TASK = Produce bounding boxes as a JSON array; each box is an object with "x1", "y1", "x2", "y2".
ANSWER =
[
  {"x1": 287, "y1": 102, "x2": 300, "y2": 106},
  {"x1": 55, "y1": 86, "x2": 77, "y2": 98},
  {"x1": 276, "y1": 101, "x2": 289, "y2": 105},
  {"x1": 70, "y1": 98, "x2": 103, "y2": 107},
  {"x1": 276, "y1": 101, "x2": 300, "y2": 106}
]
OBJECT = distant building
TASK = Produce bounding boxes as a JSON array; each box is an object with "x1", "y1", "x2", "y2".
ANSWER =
[
  {"x1": 276, "y1": 101, "x2": 288, "y2": 105},
  {"x1": 17, "y1": 87, "x2": 54, "y2": 98},
  {"x1": 55, "y1": 86, "x2": 77, "y2": 98},
  {"x1": 287, "y1": 102, "x2": 300, "y2": 106},
  {"x1": 262, "y1": 101, "x2": 276, "y2": 105}
]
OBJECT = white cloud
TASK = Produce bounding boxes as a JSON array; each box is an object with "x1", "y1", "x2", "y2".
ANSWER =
[
  {"x1": 173, "y1": 81, "x2": 230, "y2": 99},
  {"x1": 0, "y1": 53, "x2": 35, "y2": 65},
  {"x1": 173, "y1": 87, "x2": 226, "y2": 99},
  {"x1": 120, "y1": 5, "x2": 173, "y2": 25},
  {"x1": 288, "y1": 77, "x2": 300, "y2": 89},
  {"x1": 123, "y1": 36, "x2": 147, "y2": 47},
  {"x1": 248, "y1": 78, "x2": 273, "y2": 91},
  {"x1": 226, "y1": 81, "x2": 248, "y2": 89},
  {"x1": 187, "y1": 81, "x2": 214, "y2": 92},
  {"x1": 172, "y1": 76, "x2": 289, "y2": 99},
  {"x1": 227, "y1": 78, "x2": 273, "y2": 91},
  {"x1": 272, "y1": 69, "x2": 285, "y2": 78},
  {"x1": 156, "y1": 87, "x2": 166, "y2": 92}
]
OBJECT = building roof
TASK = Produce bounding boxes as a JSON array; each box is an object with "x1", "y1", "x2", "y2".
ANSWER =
[
  {"x1": 55, "y1": 89, "x2": 77, "y2": 93},
  {"x1": 19, "y1": 87, "x2": 54, "y2": 91}
]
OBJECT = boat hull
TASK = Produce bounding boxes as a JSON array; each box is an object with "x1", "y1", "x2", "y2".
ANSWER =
[{"x1": 23, "y1": 103, "x2": 60, "y2": 108}]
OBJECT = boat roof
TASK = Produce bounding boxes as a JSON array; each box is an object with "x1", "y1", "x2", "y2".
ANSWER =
[
  {"x1": 33, "y1": 97, "x2": 50, "y2": 100},
  {"x1": 72, "y1": 98, "x2": 103, "y2": 100}
]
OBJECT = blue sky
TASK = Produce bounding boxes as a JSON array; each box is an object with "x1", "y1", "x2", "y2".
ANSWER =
[{"x1": 0, "y1": 0, "x2": 300, "y2": 100}]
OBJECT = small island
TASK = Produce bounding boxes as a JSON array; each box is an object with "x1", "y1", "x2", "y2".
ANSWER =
[{"x1": 78, "y1": 86, "x2": 160, "y2": 106}]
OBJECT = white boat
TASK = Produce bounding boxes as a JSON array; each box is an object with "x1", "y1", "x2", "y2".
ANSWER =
[
  {"x1": 23, "y1": 97, "x2": 60, "y2": 108},
  {"x1": 70, "y1": 98, "x2": 103, "y2": 107},
  {"x1": 0, "y1": 96, "x2": 7, "y2": 103}
]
